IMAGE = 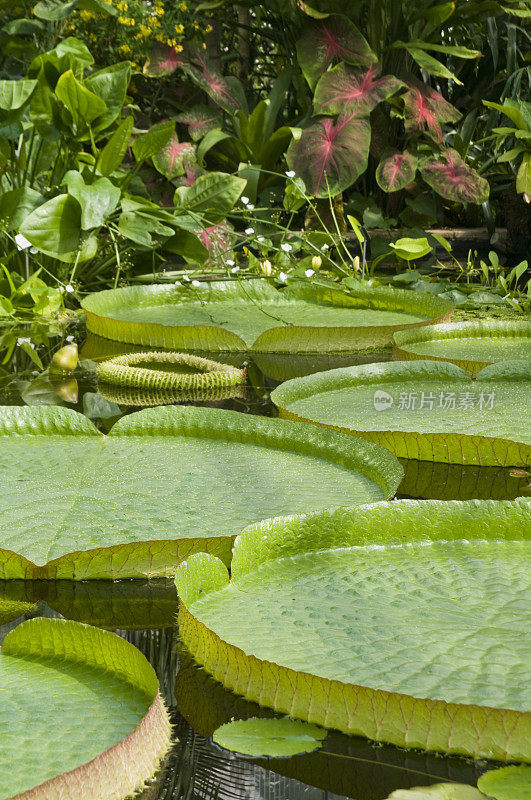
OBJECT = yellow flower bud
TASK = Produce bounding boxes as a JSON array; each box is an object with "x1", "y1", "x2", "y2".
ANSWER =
[
  {"x1": 51, "y1": 343, "x2": 78, "y2": 373},
  {"x1": 311, "y1": 255, "x2": 322, "y2": 270},
  {"x1": 261, "y1": 260, "x2": 273, "y2": 276}
]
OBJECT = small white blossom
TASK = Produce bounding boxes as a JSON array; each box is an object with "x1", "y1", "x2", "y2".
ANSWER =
[
  {"x1": 15, "y1": 234, "x2": 32, "y2": 250},
  {"x1": 285, "y1": 170, "x2": 296, "y2": 178},
  {"x1": 65, "y1": 284, "x2": 74, "y2": 293},
  {"x1": 192, "y1": 279, "x2": 201, "y2": 287},
  {"x1": 17, "y1": 337, "x2": 34, "y2": 348},
  {"x1": 230, "y1": 266, "x2": 240, "y2": 274},
  {"x1": 247, "y1": 204, "x2": 255, "y2": 211},
  {"x1": 241, "y1": 196, "x2": 250, "y2": 205},
  {"x1": 174, "y1": 280, "x2": 182, "y2": 286},
  {"x1": 226, "y1": 259, "x2": 235, "y2": 266},
  {"x1": 321, "y1": 243, "x2": 329, "y2": 251},
  {"x1": 66, "y1": 335, "x2": 75, "y2": 343},
  {"x1": 278, "y1": 272, "x2": 288, "y2": 282},
  {"x1": 305, "y1": 269, "x2": 315, "y2": 277},
  {"x1": 182, "y1": 275, "x2": 191, "y2": 282},
  {"x1": 281, "y1": 243, "x2": 292, "y2": 252},
  {"x1": 245, "y1": 227, "x2": 254, "y2": 235},
  {"x1": 257, "y1": 236, "x2": 265, "y2": 242}
]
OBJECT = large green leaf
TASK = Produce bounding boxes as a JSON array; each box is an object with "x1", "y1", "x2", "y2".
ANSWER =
[
  {"x1": 54, "y1": 69, "x2": 107, "y2": 126},
  {"x1": 81, "y1": 279, "x2": 454, "y2": 353},
  {"x1": 0, "y1": 79, "x2": 37, "y2": 110},
  {"x1": 0, "y1": 617, "x2": 171, "y2": 798},
  {"x1": 0, "y1": 405, "x2": 401, "y2": 579},
  {"x1": 174, "y1": 172, "x2": 246, "y2": 218},
  {"x1": 399, "y1": 459, "x2": 531, "y2": 501},
  {"x1": 393, "y1": 320, "x2": 531, "y2": 376},
  {"x1": 477, "y1": 765, "x2": 531, "y2": 800},
  {"x1": 271, "y1": 360, "x2": 531, "y2": 466},
  {"x1": 64, "y1": 171, "x2": 120, "y2": 229},
  {"x1": 213, "y1": 718, "x2": 326, "y2": 758},
  {"x1": 385, "y1": 787, "x2": 486, "y2": 799},
  {"x1": 97, "y1": 115, "x2": 134, "y2": 176},
  {"x1": 83, "y1": 61, "x2": 130, "y2": 133},
  {"x1": 19, "y1": 193, "x2": 81, "y2": 260},
  {"x1": 176, "y1": 498, "x2": 531, "y2": 762}
]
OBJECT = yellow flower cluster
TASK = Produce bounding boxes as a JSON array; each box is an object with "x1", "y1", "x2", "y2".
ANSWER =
[{"x1": 118, "y1": 15, "x2": 135, "y2": 25}]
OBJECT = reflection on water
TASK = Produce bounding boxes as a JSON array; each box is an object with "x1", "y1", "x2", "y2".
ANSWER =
[{"x1": 0, "y1": 322, "x2": 526, "y2": 799}]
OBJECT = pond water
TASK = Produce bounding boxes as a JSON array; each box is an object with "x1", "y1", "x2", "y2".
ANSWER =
[{"x1": 0, "y1": 319, "x2": 528, "y2": 800}]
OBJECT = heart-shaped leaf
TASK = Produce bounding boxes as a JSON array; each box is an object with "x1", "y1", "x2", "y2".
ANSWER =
[
  {"x1": 314, "y1": 64, "x2": 404, "y2": 116},
  {"x1": 286, "y1": 112, "x2": 370, "y2": 197},
  {"x1": 296, "y1": 14, "x2": 377, "y2": 88},
  {"x1": 143, "y1": 44, "x2": 185, "y2": 77},
  {"x1": 376, "y1": 149, "x2": 418, "y2": 192},
  {"x1": 152, "y1": 133, "x2": 196, "y2": 179},
  {"x1": 0, "y1": 79, "x2": 37, "y2": 111},
  {"x1": 403, "y1": 82, "x2": 461, "y2": 141},
  {"x1": 64, "y1": 171, "x2": 120, "y2": 229},
  {"x1": 177, "y1": 104, "x2": 223, "y2": 141},
  {"x1": 19, "y1": 193, "x2": 81, "y2": 259},
  {"x1": 132, "y1": 119, "x2": 174, "y2": 163},
  {"x1": 55, "y1": 69, "x2": 107, "y2": 127},
  {"x1": 420, "y1": 149, "x2": 490, "y2": 204},
  {"x1": 186, "y1": 55, "x2": 240, "y2": 114}
]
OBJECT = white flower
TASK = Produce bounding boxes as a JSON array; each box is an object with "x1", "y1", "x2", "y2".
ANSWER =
[
  {"x1": 15, "y1": 234, "x2": 31, "y2": 251},
  {"x1": 231, "y1": 266, "x2": 240, "y2": 274},
  {"x1": 17, "y1": 337, "x2": 34, "y2": 348},
  {"x1": 305, "y1": 269, "x2": 315, "y2": 277},
  {"x1": 241, "y1": 196, "x2": 250, "y2": 205},
  {"x1": 257, "y1": 236, "x2": 265, "y2": 242},
  {"x1": 66, "y1": 335, "x2": 75, "y2": 343},
  {"x1": 174, "y1": 280, "x2": 182, "y2": 286},
  {"x1": 321, "y1": 243, "x2": 329, "y2": 251},
  {"x1": 182, "y1": 275, "x2": 191, "y2": 282},
  {"x1": 285, "y1": 170, "x2": 295, "y2": 178},
  {"x1": 192, "y1": 279, "x2": 201, "y2": 287},
  {"x1": 281, "y1": 243, "x2": 292, "y2": 252},
  {"x1": 245, "y1": 228, "x2": 254, "y2": 235},
  {"x1": 247, "y1": 204, "x2": 255, "y2": 211},
  {"x1": 226, "y1": 259, "x2": 235, "y2": 266},
  {"x1": 65, "y1": 284, "x2": 74, "y2": 293},
  {"x1": 278, "y1": 272, "x2": 288, "y2": 282}
]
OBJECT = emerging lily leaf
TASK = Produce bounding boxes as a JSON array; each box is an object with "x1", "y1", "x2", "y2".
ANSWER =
[
  {"x1": 313, "y1": 64, "x2": 404, "y2": 117},
  {"x1": 176, "y1": 498, "x2": 531, "y2": 762},
  {"x1": 271, "y1": 360, "x2": 531, "y2": 466},
  {"x1": 477, "y1": 765, "x2": 531, "y2": 800},
  {"x1": 376, "y1": 149, "x2": 418, "y2": 192},
  {"x1": 0, "y1": 617, "x2": 171, "y2": 798},
  {"x1": 213, "y1": 718, "x2": 326, "y2": 758},
  {"x1": 286, "y1": 112, "x2": 370, "y2": 197},
  {"x1": 296, "y1": 13, "x2": 377, "y2": 88},
  {"x1": 143, "y1": 44, "x2": 185, "y2": 77},
  {"x1": 420, "y1": 149, "x2": 490, "y2": 204},
  {"x1": 403, "y1": 82, "x2": 461, "y2": 141},
  {"x1": 152, "y1": 132, "x2": 196, "y2": 180},
  {"x1": 0, "y1": 404, "x2": 402, "y2": 579},
  {"x1": 82, "y1": 279, "x2": 454, "y2": 353},
  {"x1": 177, "y1": 105, "x2": 223, "y2": 141}
]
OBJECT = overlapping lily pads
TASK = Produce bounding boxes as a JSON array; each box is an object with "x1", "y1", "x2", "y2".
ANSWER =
[
  {"x1": 0, "y1": 617, "x2": 171, "y2": 799},
  {"x1": 176, "y1": 499, "x2": 531, "y2": 762},
  {"x1": 81, "y1": 280, "x2": 454, "y2": 354},
  {"x1": 0, "y1": 404, "x2": 401, "y2": 579},
  {"x1": 271, "y1": 360, "x2": 531, "y2": 465},
  {"x1": 393, "y1": 321, "x2": 531, "y2": 376}
]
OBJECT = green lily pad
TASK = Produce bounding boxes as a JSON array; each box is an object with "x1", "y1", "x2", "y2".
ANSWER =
[
  {"x1": 96, "y1": 351, "x2": 246, "y2": 390},
  {"x1": 176, "y1": 498, "x2": 531, "y2": 762},
  {"x1": 477, "y1": 765, "x2": 531, "y2": 800},
  {"x1": 213, "y1": 717, "x2": 326, "y2": 758},
  {"x1": 271, "y1": 360, "x2": 531, "y2": 466},
  {"x1": 0, "y1": 617, "x2": 171, "y2": 799},
  {"x1": 386, "y1": 785, "x2": 486, "y2": 799},
  {"x1": 0, "y1": 405, "x2": 401, "y2": 579},
  {"x1": 393, "y1": 320, "x2": 531, "y2": 376},
  {"x1": 81, "y1": 280, "x2": 454, "y2": 354}
]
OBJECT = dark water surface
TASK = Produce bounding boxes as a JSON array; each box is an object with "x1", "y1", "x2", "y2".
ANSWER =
[{"x1": 0, "y1": 322, "x2": 527, "y2": 799}]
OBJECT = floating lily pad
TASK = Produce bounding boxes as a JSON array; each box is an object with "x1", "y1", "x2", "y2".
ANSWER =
[
  {"x1": 477, "y1": 765, "x2": 531, "y2": 800},
  {"x1": 385, "y1": 785, "x2": 486, "y2": 799},
  {"x1": 176, "y1": 499, "x2": 531, "y2": 762},
  {"x1": 98, "y1": 381, "x2": 247, "y2": 408},
  {"x1": 0, "y1": 617, "x2": 171, "y2": 799},
  {"x1": 213, "y1": 718, "x2": 326, "y2": 758},
  {"x1": 393, "y1": 321, "x2": 531, "y2": 376},
  {"x1": 82, "y1": 280, "x2": 453, "y2": 354},
  {"x1": 0, "y1": 405, "x2": 401, "y2": 579},
  {"x1": 96, "y1": 351, "x2": 246, "y2": 390},
  {"x1": 271, "y1": 360, "x2": 531, "y2": 466}
]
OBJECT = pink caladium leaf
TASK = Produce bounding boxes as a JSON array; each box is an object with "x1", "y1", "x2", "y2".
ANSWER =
[
  {"x1": 152, "y1": 134, "x2": 196, "y2": 180},
  {"x1": 376, "y1": 149, "x2": 418, "y2": 192},
  {"x1": 296, "y1": 14, "x2": 377, "y2": 88},
  {"x1": 420, "y1": 148, "x2": 489, "y2": 204},
  {"x1": 403, "y1": 81, "x2": 461, "y2": 141},
  {"x1": 286, "y1": 112, "x2": 370, "y2": 197},
  {"x1": 143, "y1": 45, "x2": 185, "y2": 78},
  {"x1": 186, "y1": 55, "x2": 240, "y2": 114},
  {"x1": 173, "y1": 160, "x2": 205, "y2": 188},
  {"x1": 195, "y1": 221, "x2": 236, "y2": 264},
  {"x1": 314, "y1": 64, "x2": 405, "y2": 116},
  {"x1": 176, "y1": 105, "x2": 223, "y2": 142}
]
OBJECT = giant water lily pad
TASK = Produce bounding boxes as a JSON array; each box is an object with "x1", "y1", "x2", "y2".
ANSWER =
[
  {"x1": 393, "y1": 320, "x2": 531, "y2": 376},
  {"x1": 176, "y1": 499, "x2": 531, "y2": 762},
  {"x1": 81, "y1": 280, "x2": 454, "y2": 354},
  {"x1": 0, "y1": 405, "x2": 401, "y2": 579},
  {"x1": 271, "y1": 360, "x2": 531, "y2": 466},
  {"x1": 0, "y1": 617, "x2": 171, "y2": 799}
]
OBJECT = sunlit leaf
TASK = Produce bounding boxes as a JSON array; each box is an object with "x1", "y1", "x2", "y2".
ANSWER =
[
  {"x1": 314, "y1": 64, "x2": 404, "y2": 116},
  {"x1": 213, "y1": 718, "x2": 326, "y2": 758},
  {"x1": 376, "y1": 149, "x2": 418, "y2": 192},
  {"x1": 420, "y1": 149, "x2": 490, "y2": 204},
  {"x1": 152, "y1": 133, "x2": 195, "y2": 179},
  {"x1": 143, "y1": 44, "x2": 185, "y2": 77},
  {"x1": 477, "y1": 765, "x2": 531, "y2": 800}
]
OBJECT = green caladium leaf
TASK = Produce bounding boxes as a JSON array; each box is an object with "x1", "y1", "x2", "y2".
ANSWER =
[
  {"x1": 477, "y1": 765, "x2": 531, "y2": 799},
  {"x1": 64, "y1": 171, "x2": 120, "y2": 229},
  {"x1": 271, "y1": 360, "x2": 531, "y2": 466},
  {"x1": 132, "y1": 119, "x2": 174, "y2": 163},
  {"x1": 19, "y1": 193, "x2": 81, "y2": 260},
  {"x1": 296, "y1": 13, "x2": 377, "y2": 88},
  {"x1": 81, "y1": 279, "x2": 454, "y2": 353},
  {"x1": 0, "y1": 617, "x2": 171, "y2": 798},
  {"x1": 393, "y1": 320, "x2": 531, "y2": 376},
  {"x1": 213, "y1": 718, "x2": 326, "y2": 758},
  {"x1": 420, "y1": 149, "x2": 490, "y2": 204},
  {"x1": 97, "y1": 115, "x2": 134, "y2": 175},
  {"x1": 0, "y1": 79, "x2": 37, "y2": 110},
  {"x1": 55, "y1": 69, "x2": 107, "y2": 127},
  {"x1": 376, "y1": 150, "x2": 418, "y2": 192},
  {"x1": 313, "y1": 64, "x2": 404, "y2": 116},
  {"x1": 152, "y1": 132, "x2": 195, "y2": 179},
  {"x1": 176, "y1": 498, "x2": 531, "y2": 762},
  {"x1": 0, "y1": 404, "x2": 401, "y2": 579}
]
